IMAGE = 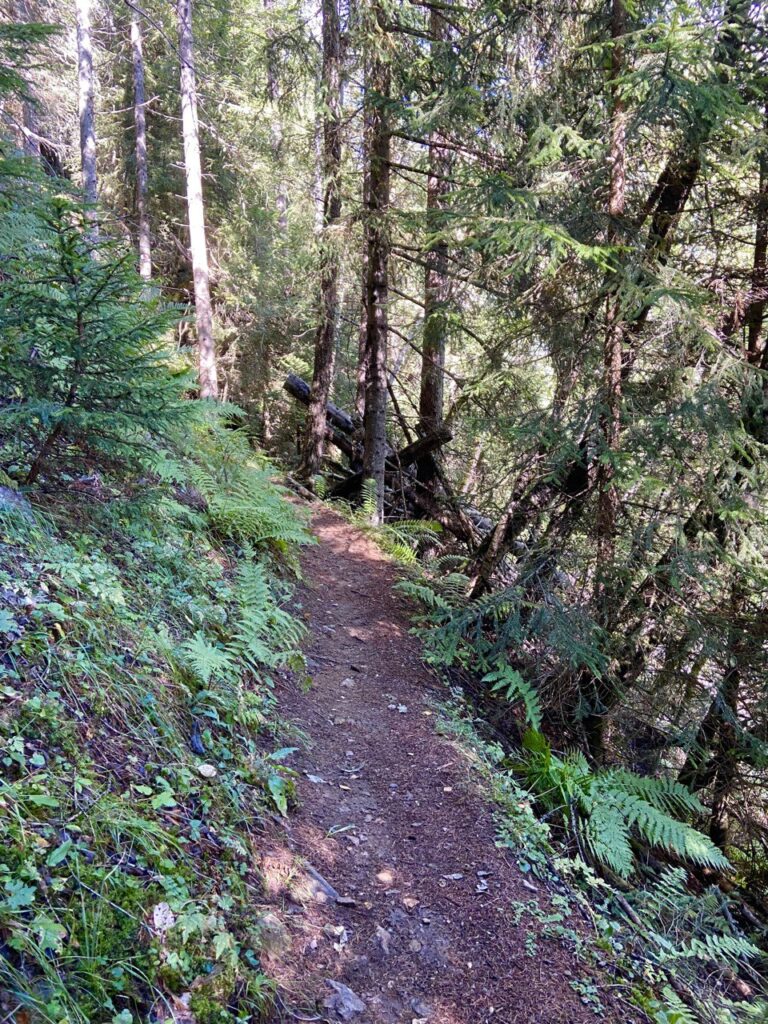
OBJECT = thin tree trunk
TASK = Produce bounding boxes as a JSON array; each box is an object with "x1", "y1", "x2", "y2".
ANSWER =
[
  {"x1": 355, "y1": 59, "x2": 372, "y2": 423},
  {"x1": 11, "y1": 0, "x2": 41, "y2": 157},
  {"x1": 264, "y1": 0, "x2": 288, "y2": 230},
  {"x1": 177, "y1": 0, "x2": 218, "y2": 398},
  {"x1": 362, "y1": 31, "x2": 390, "y2": 523},
  {"x1": 131, "y1": 15, "x2": 151, "y2": 281},
  {"x1": 595, "y1": 0, "x2": 626, "y2": 580},
  {"x1": 75, "y1": 0, "x2": 98, "y2": 226},
  {"x1": 301, "y1": 0, "x2": 343, "y2": 481},
  {"x1": 746, "y1": 127, "x2": 768, "y2": 365},
  {"x1": 461, "y1": 439, "x2": 483, "y2": 496}
]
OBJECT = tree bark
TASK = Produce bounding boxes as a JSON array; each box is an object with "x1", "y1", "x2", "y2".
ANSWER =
[
  {"x1": 301, "y1": 0, "x2": 343, "y2": 481},
  {"x1": 264, "y1": 0, "x2": 288, "y2": 230},
  {"x1": 595, "y1": 0, "x2": 626, "y2": 580},
  {"x1": 355, "y1": 56, "x2": 372, "y2": 422},
  {"x1": 418, "y1": 2, "x2": 451, "y2": 483},
  {"x1": 177, "y1": 0, "x2": 218, "y2": 399},
  {"x1": 131, "y1": 15, "x2": 152, "y2": 281},
  {"x1": 75, "y1": 0, "x2": 98, "y2": 227},
  {"x1": 362, "y1": 26, "x2": 390, "y2": 523},
  {"x1": 746, "y1": 120, "x2": 768, "y2": 366}
]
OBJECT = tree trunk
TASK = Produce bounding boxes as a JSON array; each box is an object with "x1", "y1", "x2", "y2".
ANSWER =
[
  {"x1": 177, "y1": 0, "x2": 218, "y2": 399},
  {"x1": 746, "y1": 122, "x2": 768, "y2": 366},
  {"x1": 301, "y1": 0, "x2": 343, "y2": 481},
  {"x1": 264, "y1": 0, "x2": 288, "y2": 230},
  {"x1": 131, "y1": 15, "x2": 152, "y2": 281},
  {"x1": 355, "y1": 57, "x2": 372, "y2": 423},
  {"x1": 595, "y1": 0, "x2": 625, "y2": 563},
  {"x1": 11, "y1": 0, "x2": 41, "y2": 157},
  {"x1": 418, "y1": 2, "x2": 451, "y2": 484},
  {"x1": 362, "y1": 30, "x2": 390, "y2": 523},
  {"x1": 75, "y1": 0, "x2": 98, "y2": 225}
]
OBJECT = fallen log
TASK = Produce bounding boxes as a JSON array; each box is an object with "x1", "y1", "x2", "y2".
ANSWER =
[
  {"x1": 330, "y1": 427, "x2": 452, "y2": 499},
  {"x1": 283, "y1": 373, "x2": 357, "y2": 435}
]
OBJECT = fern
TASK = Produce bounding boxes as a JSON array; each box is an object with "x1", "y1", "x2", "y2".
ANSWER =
[
  {"x1": 343, "y1": 480, "x2": 442, "y2": 564},
  {"x1": 518, "y1": 733, "x2": 730, "y2": 878},
  {"x1": 484, "y1": 661, "x2": 542, "y2": 731},
  {"x1": 634, "y1": 867, "x2": 761, "y2": 969},
  {"x1": 648, "y1": 988, "x2": 700, "y2": 1024},
  {"x1": 181, "y1": 631, "x2": 236, "y2": 684}
]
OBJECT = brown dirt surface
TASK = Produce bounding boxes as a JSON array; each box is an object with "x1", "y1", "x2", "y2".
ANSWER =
[{"x1": 263, "y1": 507, "x2": 635, "y2": 1024}]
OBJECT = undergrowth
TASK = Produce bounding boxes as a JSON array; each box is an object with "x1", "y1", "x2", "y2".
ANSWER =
[
  {"x1": 0, "y1": 408, "x2": 311, "y2": 1024},
  {"x1": 391, "y1": 562, "x2": 768, "y2": 1023},
  {"x1": 436, "y1": 697, "x2": 768, "y2": 1024}
]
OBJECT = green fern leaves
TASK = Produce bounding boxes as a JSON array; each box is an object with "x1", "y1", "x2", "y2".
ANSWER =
[
  {"x1": 519, "y1": 732, "x2": 730, "y2": 879},
  {"x1": 181, "y1": 632, "x2": 236, "y2": 684},
  {"x1": 485, "y1": 662, "x2": 542, "y2": 731}
]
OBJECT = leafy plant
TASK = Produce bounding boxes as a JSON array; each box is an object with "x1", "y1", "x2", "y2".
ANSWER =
[{"x1": 518, "y1": 731, "x2": 730, "y2": 879}]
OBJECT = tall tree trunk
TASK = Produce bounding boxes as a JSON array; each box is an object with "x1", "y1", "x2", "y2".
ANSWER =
[
  {"x1": 746, "y1": 127, "x2": 768, "y2": 367},
  {"x1": 130, "y1": 15, "x2": 151, "y2": 281},
  {"x1": 75, "y1": 0, "x2": 98, "y2": 224},
  {"x1": 264, "y1": 0, "x2": 287, "y2": 230},
  {"x1": 300, "y1": 0, "x2": 343, "y2": 481},
  {"x1": 362, "y1": 33, "x2": 390, "y2": 523},
  {"x1": 355, "y1": 58, "x2": 372, "y2": 423},
  {"x1": 595, "y1": 0, "x2": 626, "y2": 576},
  {"x1": 417, "y1": 2, "x2": 451, "y2": 489},
  {"x1": 580, "y1": 0, "x2": 628, "y2": 759},
  {"x1": 177, "y1": 0, "x2": 218, "y2": 399}
]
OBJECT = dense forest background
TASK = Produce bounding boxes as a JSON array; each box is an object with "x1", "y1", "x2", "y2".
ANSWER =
[{"x1": 4, "y1": 0, "x2": 768, "y2": 1020}]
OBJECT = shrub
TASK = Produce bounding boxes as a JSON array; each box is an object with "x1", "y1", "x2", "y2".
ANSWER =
[{"x1": 0, "y1": 194, "x2": 185, "y2": 485}]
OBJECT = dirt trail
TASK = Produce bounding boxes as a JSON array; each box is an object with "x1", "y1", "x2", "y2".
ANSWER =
[{"x1": 263, "y1": 508, "x2": 625, "y2": 1024}]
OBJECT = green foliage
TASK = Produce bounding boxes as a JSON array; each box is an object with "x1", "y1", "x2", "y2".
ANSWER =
[
  {"x1": 0, "y1": 22, "x2": 59, "y2": 100},
  {"x1": 0, "y1": 193, "x2": 185, "y2": 484},
  {"x1": 518, "y1": 732, "x2": 729, "y2": 879},
  {"x1": 485, "y1": 662, "x2": 542, "y2": 732},
  {"x1": 0, "y1": 418, "x2": 308, "y2": 1020},
  {"x1": 162, "y1": 411, "x2": 312, "y2": 551},
  {"x1": 343, "y1": 479, "x2": 442, "y2": 564}
]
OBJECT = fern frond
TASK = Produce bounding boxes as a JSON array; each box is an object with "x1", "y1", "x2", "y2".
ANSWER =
[
  {"x1": 181, "y1": 632, "x2": 236, "y2": 684},
  {"x1": 484, "y1": 661, "x2": 542, "y2": 731}
]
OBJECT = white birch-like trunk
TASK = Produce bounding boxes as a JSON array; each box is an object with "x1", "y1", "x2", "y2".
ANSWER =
[
  {"x1": 177, "y1": 0, "x2": 218, "y2": 399},
  {"x1": 131, "y1": 15, "x2": 152, "y2": 281},
  {"x1": 75, "y1": 0, "x2": 98, "y2": 222}
]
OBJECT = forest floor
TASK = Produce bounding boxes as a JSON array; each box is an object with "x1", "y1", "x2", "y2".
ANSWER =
[{"x1": 261, "y1": 507, "x2": 631, "y2": 1024}]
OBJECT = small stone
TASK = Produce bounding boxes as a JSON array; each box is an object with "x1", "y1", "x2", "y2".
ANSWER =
[
  {"x1": 323, "y1": 979, "x2": 366, "y2": 1020},
  {"x1": 256, "y1": 912, "x2": 291, "y2": 956},
  {"x1": 151, "y1": 902, "x2": 175, "y2": 935},
  {"x1": 336, "y1": 894, "x2": 357, "y2": 907},
  {"x1": 197, "y1": 763, "x2": 217, "y2": 779},
  {"x1": 375, "y1": 923, "x2": 392, "y2": 954}
]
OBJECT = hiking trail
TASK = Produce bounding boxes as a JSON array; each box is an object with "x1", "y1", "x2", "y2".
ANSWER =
[{"x1": 261, "y1": 507, "x2": 626, "y2": 1024}]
